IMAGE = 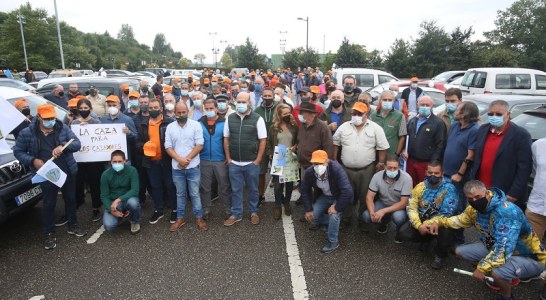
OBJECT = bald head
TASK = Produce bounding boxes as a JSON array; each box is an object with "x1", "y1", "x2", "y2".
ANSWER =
[
  {"x1": 418, "y1": 95, "x2": 433, "y2": 107},
  {"x1": 236, "y1": 92, "x2": 251, "y2": 104},
  {"x1": 331, "y1": 90, "x2": 344, "y2": 101},
  {"x1": 254, "y1": 77, "x2": 264, "y2": 85}
]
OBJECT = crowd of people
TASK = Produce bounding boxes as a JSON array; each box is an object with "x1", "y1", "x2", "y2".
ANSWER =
[{"x1": 10, "y1": 67, "x2": 546, "y2": 300}]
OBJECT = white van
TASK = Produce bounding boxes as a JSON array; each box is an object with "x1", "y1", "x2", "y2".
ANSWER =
[
  {"x1": 332, "y1": 68, "x2": 398, "y2": 91},
  {"x1": 459, "y1": 67, "x2": 546, "y2": 95}
]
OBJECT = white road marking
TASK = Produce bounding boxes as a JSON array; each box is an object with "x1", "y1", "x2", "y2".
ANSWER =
[
  {"x1": 86, "y1": 225, "x2": 105, "y2": 244},
  {"x1": 29, "y1": 296, "x2": 45, "y2": 300},
  {"x1": 282, "y1": 212, "x2": 309, "y2": 300}
]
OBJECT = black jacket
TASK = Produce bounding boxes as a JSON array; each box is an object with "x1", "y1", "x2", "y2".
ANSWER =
[
  {"x1": 407, "y1": 114, "x2": 446, "y2": 162},
  {"x1": 470, "y1": 122, "x2": 532, "y2": 208},
  {"x1": 136, "y1": 116, "x2": 175, "y2": 168},
  {"x1": 401, "y1": 87, "x2": 424, "y2": 103}
]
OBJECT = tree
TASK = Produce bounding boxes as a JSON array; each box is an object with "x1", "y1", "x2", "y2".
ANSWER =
[
  {"x1": 446, "y1": 26, "x2": 475, "y2": 71},
  {"x1": 282, "y1": 47, "x2": 320, "y2": 70},
  {"x1": 384, "y1": 39, "x2": 414, "y2": 77},
  {"x1": 237, "y1": 38, "x2": 268, "y2": 70},
  {"x1": 117, "y1": 24, "x2": 136, "y2": 43},
  {"x1": 220, "y1": 53, "x2": 233, "y2": 69},
  {"x1": 412, "y1": 20, "x2": 451, "y2": 77},
  {"x1": 334, "y1": 37, "x2": 367, "y2": 67},
  {"x1": 178, "y1": 57, "x2": 192, "y2": 68},
  {"x1": 194, "y1": 54, "x2": 206, "y2": 67},
  {"x1": 152, "y1": 33, "x2": 173, "y2": 56},
  {"x1": 321, "y1": 52, "x2": 336, "y2": 71},
  {"x1": 301, "y1": 49, "x2": 320, "y2": 69},
  {"x1": 224, "y1": 45, "x2": 238, "y2": 67}
]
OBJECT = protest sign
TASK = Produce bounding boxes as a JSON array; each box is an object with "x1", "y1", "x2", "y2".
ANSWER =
[
  {"x1": 71, "y1": 124, "x2": 127, "y2": 162},
  {"x1": 270, "y1": 144, "x2": 300, "y2": 183}
]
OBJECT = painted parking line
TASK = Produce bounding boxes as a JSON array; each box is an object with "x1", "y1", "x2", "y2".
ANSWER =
[
  {"x1": 282, "y1": 212, "x2": 309, "y2": 300},
  {"x1": 86, "y1": 225, "x2": 105, "y2": 244},
  {"x1": 28, "y1": 296, "x2": 45, "y2": 300}
]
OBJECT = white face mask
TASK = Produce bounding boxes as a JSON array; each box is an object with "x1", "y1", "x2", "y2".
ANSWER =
[
  {"x1": 314, "y1": 164, "x2": 327, "y2": 176},
  {"x1": 165, "y1": 103, "x2": 175, "y2": 111},
  {"x1": 274, "y1": 95, "x2": 280, "y2": 102},
  {"x1": 298, "y1": 114, "x2": 306, "y2": 123},
  {"x1": 352, "y1": 115, "x2": 363, "y2": 126},
  {"x1": 108, "y1": 106, "x2": 119, "y2": 116}
]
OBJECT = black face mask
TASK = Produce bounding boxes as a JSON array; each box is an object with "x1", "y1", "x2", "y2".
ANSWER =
[
  {"x1": 331, "y1": 100, "x2": 342, "y2": 108},
  {"x1": 468, "y1": 196, "x2": 489, "y2": 213},
  {"x1": 301, "y1": 97, "x2": 310, "y2": 103},
  {"x1": 78, "y1": 110, "x2": 91, "y2": 119},
  {"x1": 58, "y1": 91, "x2": 64, "y2": 97},
  {"x1": 149, "y1": 110, "x2": 161, "y2": 118},
  {"x1": 89, "y1": 90, "x2": 97, "y2": 96},
  {"x1": 123, "y1": 90, "x2": 129, "y2": 95},
  {"x1": 343, "y1": 85, "x2": 353, "y2": 94},
  {"x1": 22, "y1": 108, "x2": 31, "y2": 116},
  {"x1": 427, "y1": 175, "x2": 441, "y2": 186},
  {"x1": 140, "y1": 104, "x2": 149, "y2": 112},
  {"x1": 263, "y1": 98, "x2": 274, "y2": 107},
  {"x1": 327, "y1": 86, "x2": 336, "y2": 92},
  {"x1": 282, "y1": 115, "x2": 291, "y2": 123},
  {"x1": 188, "y1": 79, "x2": 193, "y2": 83},
  {"x1": 142, "y1": 87, "x2": 149, "y2": 93}
]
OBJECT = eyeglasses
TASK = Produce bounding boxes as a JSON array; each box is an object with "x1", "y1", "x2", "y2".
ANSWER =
[{"x1": 487, "y1": 112, "x2": 504, "y2": 117}]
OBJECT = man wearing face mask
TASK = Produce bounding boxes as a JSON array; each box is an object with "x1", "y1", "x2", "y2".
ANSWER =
[
  {"x1": 427, "y1": 180, "x2": 546, "y2": 300},
  {"x1": 371, "y1": 91, "x2": 407, "y2": 157},
  {"x1": 11, "y1": 99, "x2": 33, "y2": 139},
  {"x1": 172, "y1": 78, "x2": 183, "y2": 101},
  {"x1": 67, "y1": 83, "x2": 82, "y2": 99},
  {"x1": 223, "y1": 92, "x2": 267, "y2": 226},
  {"x1": 470, "y1": 100, "x2": 532, "y2": 211},
  {"x1": 215, "y1": 94, "x2": 234, "y2": 117},
  {"x1": 302, "y1": 150, "x2": 353, "y2": 253},
  {"x1": 250, "y1": 77, "x2": 265, "y2": 109},
  {"x1": 45, "y1": 84, "x2": 68, "y2": 109},
  {"x1": 189, "y1": 92, "x2": 204, "y2": 121},
  {"x1": 119, "y1": 84, "x2": 131, "y2": 110},
  {"x1": 310, "y1": 85, "x2": 327, "y2": 110},
  {"x1": 375, "y1": 84, "x2": 409, "y2": 119},
  {"x1": 438, "y1": 88, "x2": 463, "y2": 133},
  {"x1": 211, "y1": 84, "x2": 222, "y2": 99},
  {"x1": 163, "y1": 93, "x2": 177, "y2": 119},
  {"x1": 274, "y1": 86, "x2": 294, "y2": 107},
  {"x1": 139, "y1": 80, "x2": 155, "y2": 99},
  {"x1": 152, "y1": 75, "x2": 163, "y2": 98},
  {"x1": 320, "y1": 90, "x2": 352, "y2": 134},
  {"x1": 400, "y1": 77, "x2": 424, "y2": 120},
  {"x1": 401, "y1": 96, "x2": 446, "y2": 187},
  {"x1": 398, "y1": 161, "x2": 459, "y2": 269},
  {"x1": 342, "y1": 76, "x2": 362, "y2": 108},
  {"x1": 86, "y1": 85, "x2": 108, "y2": 117},
  {"x1": 333, "y1": 102, "x2": 390, "y2": 228},
  {"x1": 100, "y1": 95, "x2": 138, "y2": 163},
  {"x1": 124, "y1": 91, "x2": 142, "y2": 119},
  {"x1": 292, "y1": 87, "x2": 324, "y2": 126},
  {"x1": 14, "y1": 104, "x2": 86, "y2": 250}
]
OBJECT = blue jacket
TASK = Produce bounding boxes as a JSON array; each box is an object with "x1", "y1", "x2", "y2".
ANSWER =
[
  {"x1": 407, "y1": 177, "x2": 459, "y2": 227},
  {"x1": 470, "y1": 122, "x2": 532, "y2": 209},
  {"x1": 199, "y1": 115, "x2": 226, "y2": 162},
  {"x1": 301, "y1": 160, "x2": 354, "y2": 213},
  {"x1": 14, "y1": 118, "x2": 81, "y2": 175}
]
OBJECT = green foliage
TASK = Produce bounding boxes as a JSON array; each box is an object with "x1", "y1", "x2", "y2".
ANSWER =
[
  {"x1": 282, "y1": 47, "x2": 320, "y2": 70},
  {"x1": 384, "y1": 39, "x2": 413, "y2": 78},
  {"x1": 194, "y1": 54, "x2": 206, "y2": 67},
  {"x1": 220, "y1": 53, "x2": 233, "y2": 69},
  {"x1": 236, "y1": 38, "x2": 268, "y2": 70},
  {"x1": 321, "y1": 52, "x2": 336, "y2": 71}
]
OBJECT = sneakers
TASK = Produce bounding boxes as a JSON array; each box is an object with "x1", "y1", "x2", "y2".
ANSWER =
[
  {"x1": 258, "y1": 195, "x2": 265, "y2": 207},
  {"x1": 224, "y1": 216, "x2": 242, "y2": 227},
  {"x1": 149, "y1": 211, "x2": 164, "y2": 224},
  {"x1": 67, "y1": 225, "x2": 88, "y2": 237},
  {"x1": 55, "y1": 215, "x2": 68, "y2": 227},
  {"x1": 430, "y1": 255, "x2": 445, "y2": 270},
  {"x1": 283, "y1": 203, "x2": 292, "y2": 216},
  {"x1": 91, "y1": 209, "x2": 102, "y2": 222},
  {"x1": 321, "y1": 242, "x2": 339, "y2": 254},
  {"x1": 520, "y1": 274, "x2": 542, "y2": 283},
  {"x1": 170, "y1": 211, "x2": 177, "y2": 224},
  {"x1": 274, "y1": 207, "x2": 282, "y2": 220},
  {"x1": 377, "y1": 223, "x2": 388, "y2": 234},
  {"x1": 44, "y1": 233, "x2": 56, "y2": 250},
  {"x1": 309, "y1": 222, "x2": 320, "y2": 231},
  {"x1": 250, "y1": 213, "x2": 260, "y2": 225},
  {"x1": 130, "y1": 223, "x2": 141, "y2": 235},
  {"x1": 203, "y1": 210, "x2": 210, "y2": 221},
  {"x1": 169, "y1": 218, "x2": 187, "y2": 232},
  {"x1": 196, "y1": 218, "x2": 208, "y2": 231}
]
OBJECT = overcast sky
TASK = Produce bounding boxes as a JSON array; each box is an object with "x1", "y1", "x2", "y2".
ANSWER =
[{"x1": 2, "y1": 0, "x2": 515, "y2": 64}]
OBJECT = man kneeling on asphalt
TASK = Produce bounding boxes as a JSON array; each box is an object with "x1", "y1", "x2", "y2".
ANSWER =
[
  {"x1": 397, "y1": 160, "x2": 459, "y2": 269},
  {"x1": 361, "y1": 155, "x2": 413, "y2": 240},
  {"x1": 101, "y1": 150, "x2": 141, "y2": 234},
  {"x1": 302, "y1": 150, "x2": 353, "y2": 253},
  {"x1": 427, "y1": 180, "x2": 546, "y2": 300}
]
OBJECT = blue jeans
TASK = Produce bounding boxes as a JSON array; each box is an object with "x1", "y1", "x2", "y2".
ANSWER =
[
  {"x1": 103, "y1": 197, "x2": 141, "y2": 231},
  {"x1": 273, "y1": 175, "x2": 294, "y2": 206},
  {"x1": 456, "y1": 242, "x2": 544, "y2": 280},
  {"x1": 41, "y1": 176, "x2": 77, "y2": 235},
  {"x1": 313, "y1": 194, "x2": 342, "y2": 244},
  {"x1": 172, "y1": 167, "x2": 203, "y2": 219},
  {"x1": 361, "y1": 201, "x2": 408, "y2": 230},
  {"x1": 146, "y1": 161, "x2": 176, "y2": 213},
  {"x1": 228, "y1": 163, "x2": 260, "y2": 217}
]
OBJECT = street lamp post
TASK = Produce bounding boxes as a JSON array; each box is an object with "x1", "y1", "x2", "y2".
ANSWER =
[
  {"x1": 53, "y1": 0, "x2": 65, "y2": 69},
  {"x1": 209, "y1": 32, "x2": 220, "y2": 69},
  {"x1": 297, "y1": 17, "x2": 309, "y2": 51},
  {"x1": 16, "y1": 14, "x2": 29, "y2": 71}
]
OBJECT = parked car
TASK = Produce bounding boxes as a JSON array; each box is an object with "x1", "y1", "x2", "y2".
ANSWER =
[
  {"x1": 231, "y1": 68, "x2": 249, "y2": 76},
  {"x1": 459, "y1": 67, "x2": 546, "y2": 95},
  {"x1": 443, "y1": 76, "x2": 463, "y2": 90},
  {"x1": 332, "y1": 68, "x2": 398, "y2": 91},
  {"x1": 512, "y1": 105, "x2": 546, "y2": 142},
  {"x1": 0, "y1": 86, "x2": 70, "y2": 223},
  {"x1": 48, "y1": 69, "x2": 83, "y2": 78},
  {"x1": 18, "y1": 71, "x2": 48, "y2": 83},
  {"x1": 36, "y1": 77, "x2": 139, "y2": 99},
  {"x1": 144, "y1": 68, "x2": 167, "y2": 76},
  {"x1": 459, "y1": 94, "x2": 546, "y2": 123},
  {"x1": 0, "y1": 79, "x2": 36, "y2": 93},
  {"x1": 81, "y1": 69, "x2": 95, "y2": 77},
  {"x1": 431, "y1": 70, "x2": 466, "y2": 83},
  {"x1": 368, "y1": 81, "x2": 446, "y2": 107}
]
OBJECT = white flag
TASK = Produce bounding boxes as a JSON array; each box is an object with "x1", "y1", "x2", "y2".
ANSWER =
[{"x1": 36, "y1": 160, "x2": 67, "y2": 188}]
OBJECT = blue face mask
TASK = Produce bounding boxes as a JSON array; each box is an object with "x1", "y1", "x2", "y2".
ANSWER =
[
  {"x1": 236, "y1": 103, "x2": 248, "y2": 114},
  {"x1": 254, "y1": 84, "x2": 262, "y2": 92},
  {"x1": 382, "y1": 101, "x2": 393, "y2": 111},
  {"x1": 112, "y1": 163, "x2": 124, "y2": 172},
  {"x1": 419, "y1": 106, "x2": 431, "y2": 117},
  {"x1": 128, "y1": 100, "x2": 138, "y2": 108},
  {"x1": 193, "y1": 100, "x2": 202, "y2": 108},
  {"x1": 217, "y1": 102, "x2": 227, "y2": 111},
  {"x1": 205, "y1": 110, "x2": 216, "y2": 118},
  {"x1": 386, "y1": 170, "x2": 398, "y2": 179},
  {"x1": 446, "y1": 103, "x2": 457, "y2": 113},
  {"x1": 489, "y1": 115, "x2": 504, "y2": 128},
  {"x1": 241, "y1": 88, "x2": 248, "y2": 92},
  {"x1": 42, "y1": 119, "x2": 56, "y2": 128}
]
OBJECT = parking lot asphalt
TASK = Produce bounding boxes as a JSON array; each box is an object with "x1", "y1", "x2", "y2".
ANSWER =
[{"x1": 0, "y1": 186, "x2": 543, "y2": 300}]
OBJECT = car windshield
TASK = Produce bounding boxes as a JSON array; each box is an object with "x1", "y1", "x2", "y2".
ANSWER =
[
  {"x1": 424, "y1": 91, "x2": 445, "y2": 107},
  {"x1": 6, "y1": 94, "x2": 67, "y2": 121},
  {"x1": 512, "y1": 113, "x2": 546, "y2": 141},
  {"x1": 0, "y1": 80, "x2": 31, "y2": 90}
]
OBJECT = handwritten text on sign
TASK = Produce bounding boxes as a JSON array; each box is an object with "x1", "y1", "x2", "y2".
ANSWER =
[{"x1": 71, "y1": 124, "x2": 127, "y2": 162}]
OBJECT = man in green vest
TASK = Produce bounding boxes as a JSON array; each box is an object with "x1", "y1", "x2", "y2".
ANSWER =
[
  {"x1": 370, "y1": 91, "x2": 407, "y2": 157},
  {"x1": 223, "y1": 92, "x2": 268, "y2": 226}
]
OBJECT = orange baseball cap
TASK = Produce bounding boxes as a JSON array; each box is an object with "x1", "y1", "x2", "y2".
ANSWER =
[
  {"x1": 143, "y1": 141, "x2": 157, "y2": 157},
  {"x1": 310, "y1": 86, "x2": 320, "y2": 94},
  {"x1": 173, "y1": 77, "x2": 182, "y2": 83},
  {"x1": 162, "y1": 85, "x2": 172, "y2": 93},
  {"x1": 187, "y1": 74, "x2": 193, "y2": 78},
  {"x1": 410, "y1": 76, "x2": 419, "y2": 82},
  {"x1": 76, "y1": 95, "x2": 86, "y2": 100},
  {"x1": 68, "y1": 98, "x2": 79, "y2": 108},
  {"x1": 128, "y1": 91, "x2": 140, "y2": 98},
  {"x1": 120, "y1": 84, "x2": 129, "y2": 90},
  {"x1": 250, "y1": 71, "x2": 256, "y2": 76},
  {"x1": 310, "y1": 150, "x2": 328, "y2": 164},
  {"x1": 352, "y1": 102, "x2": 369, "y2": 113},
  {"x1": 204, "y1": 78, "x2": 210, "y2": 84},
  {"x1": 106, "y1": 95, "x2": 121, "y2": 103},
  {"x1": 37, "y1": 104, "x2": 56, "y2": 119},
  {"x1": 14, "y1": 98, "x2": 28, "y2": 108},
  {"x1": 211, "y1": 76, "x2": 218, "y2": 82},
  {"x1": 223, "y1": 77, "x2": 232, "y2": 84}
]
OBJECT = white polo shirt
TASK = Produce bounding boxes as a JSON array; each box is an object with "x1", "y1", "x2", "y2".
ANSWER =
[{"x1": 165, "y1": 119, "x2": 204, "y2": 170}]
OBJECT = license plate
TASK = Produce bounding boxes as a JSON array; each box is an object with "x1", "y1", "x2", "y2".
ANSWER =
[{"x1": 15, "y1": 186, "x2": 42, "y2": 206}]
